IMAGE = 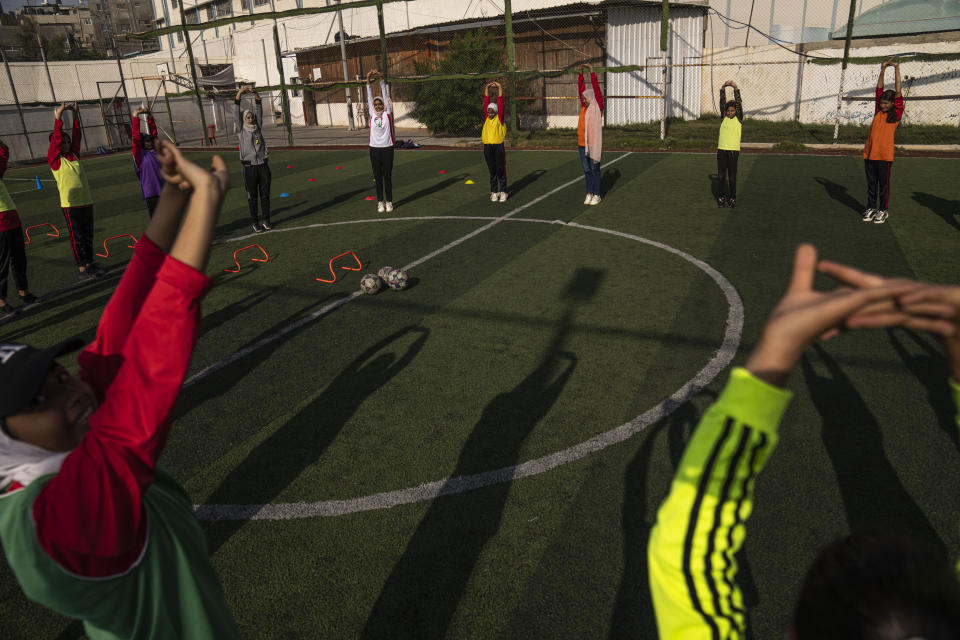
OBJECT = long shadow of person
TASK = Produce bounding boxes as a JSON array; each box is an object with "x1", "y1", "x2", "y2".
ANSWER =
[
  {"x1": 506, "y1": 169, "x2": 546, "y2": 197},
  {"x1": 912, "y1": 192, "x2": 960, "y2": 232},
  {"x1": 393, "y1": 174, "x2": 467, "y2": 208},
  {"x1": 359, "y1": 269, "x2": 602, "y2": 640},
  {"x1": 800, "y1": 344, "x2": 946, "y2": 560},
  {"x1": 888, "y1": 329, "x2": 960, "y2": 454},
  {"x1": 200, "y1": 325, "x2": 430, "y2": 555},
  {"x1": 813, "y1": 176, "x2": 863, "y2": 217}
]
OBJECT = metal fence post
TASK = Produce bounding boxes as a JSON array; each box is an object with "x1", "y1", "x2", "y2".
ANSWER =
[
  {"x1": 376, "y1": 0, "x2": 388, "y2": 82},
  {"x1": 177, "y1": 3, "x2": 207, "y2": 145},
  {"x1": 504, "y1": 0, "x2": 517, "y2": 145},
  {"x1": 1, "y1": 47, "x2": 33, "y2": 160},
  {"x1": 337, "y1": 1, "x2": 354, "y2": 130},
  {"x1": 273, "y1": 24, "x2": 293, "y2": 145},
  {"x1": 163, "y1": 76, "x2": 178, "y2": 144},
  {"x1": 37, "y1": 33, "x2": 57, "y2": 103},
  {"x1": 832, "y1": 0, "x2": 858, "y2": 141}
]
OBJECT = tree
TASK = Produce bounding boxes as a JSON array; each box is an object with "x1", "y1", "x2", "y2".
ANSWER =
[{"x1": 408, "y1": 29, "x2": 505, "y2": 136}]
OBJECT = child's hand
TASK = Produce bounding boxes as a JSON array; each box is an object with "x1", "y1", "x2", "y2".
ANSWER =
[
  {"x1": 745, "y1": 245, "x2": 931, "y2": 387},
  {"x1": 158, "y1": 141, "x2": 230, "y2": 199},
  {"x1": 56, "y1": 103, "x2": 67, "y2": 119}
]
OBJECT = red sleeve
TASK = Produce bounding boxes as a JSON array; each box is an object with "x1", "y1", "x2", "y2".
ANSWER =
[
  {"x1": 148, "y1": 115, "x2": 158, "y2": 139},
  {"x1": 131, "y1": 117, "x2": 142, "y2": 166},
  {"x1": 591, "y1": 72, "x2": 604, "y2": 111},
  {"x1": 0, "y1": 144, "x2": 8, "y2": 179},
  {"x1": 48, "y1": 119, "x2": 63, "y2": 170},
  {"x1": 497, "y1": 95, "x2": 504, "y2": 124},
  {"x1": 32, "y1": 255, "x2": 212, "y2": 577},
  {"x1": 578, "y1": 73, "x2": 586, "y2": 108},
  {"x1": 71, "y1": 116, "x2": 82, "y2": 155},
  {"x1": 894, "y1": 95, "x2": 904, "y2": 121},
  {"x1": 875, "y1": 87, "x2": 882, "y2": 115},
  {"x1": 78, "y1": 234, "x2": 165, "y2": 400},
  {"x1": 483, "y1": 95, "x2": 490, "y2": 118}
]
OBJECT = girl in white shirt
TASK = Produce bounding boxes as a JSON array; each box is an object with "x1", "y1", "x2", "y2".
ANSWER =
[{"x1": 366, "y1": 71, "x2": 395, "y2": 213}]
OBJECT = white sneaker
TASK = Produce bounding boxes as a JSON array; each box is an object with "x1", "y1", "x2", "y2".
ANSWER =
[
  {"x1": 377, "y1": 201, "x2": 385, "y2": 213},
  {"x1": 589, "y1": 194, "x2": 601, "y2": 205},
  {"x1": 490, "y1": 192, "x2": 498, "y2": 202},
  {"x1": 873, "y1": 209, "x2": 888, "y2": 224},
  {"x1": 498, "y1": 191, "x2": 507, "y2": 202},
  {"x1": 584, "y1": 194, "x2": 592, "y2": 205},
  {"x1": 861, "y1": 208, "x2": 876, "y2": 222},
  {"x1": 385, "y1": 202, "x2": 393, "y2": 213}
]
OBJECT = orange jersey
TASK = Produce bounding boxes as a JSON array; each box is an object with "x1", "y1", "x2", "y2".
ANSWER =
[
  {"x1": 577, "y1": 106, "x2": 587, "y2": 146},
  {"x1": 863, "y1": 89, "x2": 904, "y2": 162}
]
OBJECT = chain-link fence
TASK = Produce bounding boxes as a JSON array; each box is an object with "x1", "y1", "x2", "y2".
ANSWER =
[{"x1": 1, "y1": 0, "x2": 958, "y2": 162}]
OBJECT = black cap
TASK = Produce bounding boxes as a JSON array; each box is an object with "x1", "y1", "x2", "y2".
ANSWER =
[{"x1": 0, "y1": 340, "x2": 84, "y2": 418}]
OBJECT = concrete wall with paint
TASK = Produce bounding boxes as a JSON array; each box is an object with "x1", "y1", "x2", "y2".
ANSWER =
[{"x1": 700, "y1": 33, "x2": 960, "y2": 126}]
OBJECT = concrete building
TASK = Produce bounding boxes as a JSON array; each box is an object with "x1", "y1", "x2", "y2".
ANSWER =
[
  {"x1": 90, "y1": 0, "x2": 161, "y2": 55},
  {"x1": 20, "y1": 0, "x2": 96, "y2": 51}
]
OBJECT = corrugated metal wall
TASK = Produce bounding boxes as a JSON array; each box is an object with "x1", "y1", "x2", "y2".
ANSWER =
[{"x1": 606, "y1": 5, "x2": 705, "y2": 125}]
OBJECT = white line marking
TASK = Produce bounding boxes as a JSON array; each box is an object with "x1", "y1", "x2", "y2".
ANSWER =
[
  {"x1": 188, "y1": 152, "x2": 633, "y2": 386},
  {"x1": 194, "y1": 218, "x2": 744, "y2": 520}
]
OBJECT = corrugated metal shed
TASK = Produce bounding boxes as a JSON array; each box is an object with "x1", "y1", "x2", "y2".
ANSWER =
[{"x1": 606, "y1": 4, "x2": 705, "y2": 125}]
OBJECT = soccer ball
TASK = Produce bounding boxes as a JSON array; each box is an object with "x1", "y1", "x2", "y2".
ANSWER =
[
  {"x1": 385, "y1": 269, "x2": 408, "y2": 291},
  {"x1": 378, "y1": 266, "x2": 393, "y2": 281},
  {"x1": 360, "y1": 273, "x2": 382, "y2": 294}
]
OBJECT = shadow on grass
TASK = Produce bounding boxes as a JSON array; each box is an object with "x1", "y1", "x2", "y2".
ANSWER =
[
  {"x1": 199, "y1": 287, "x2": 274, "y2": 338},
  {"x1": 801, "y1": 344, "x2": 947, "y2": 559},
  {"x1": 912, "y1": 192, "x2": 960, "y2": 232},
  {"x1": 215, "y1": 201, "x2": 303, "y2": 236},
  {"x1": 600, "y1": 167, "x2": 621, "y2": 196},
  {"x1": 507, "y1": 168, "x2": 546, "y2": 197},
  {"x1": 709, "y1": 173, "x2": 719, "y2": 201},
  {"x1": 0, "y1": 287, "x2": 114, "y2": 342},
  {"x1": 814, "y1": 176, "x2": 862, "y2": 217},
  {"x1": 359, "y1": 269, "x2": 600, "y2": 640},
  {"x1": 887, "y1": 329, "x2": 960, "y2": 454},
  {"x1": 200, "y1": 325, "x2": 430, "y2": 555},
  {"x1": 278, "y1": 188, "x2": 369, "y2": 226},
  {"x1": 393, "y1": 174, "x2": 467, "y2": 208}
]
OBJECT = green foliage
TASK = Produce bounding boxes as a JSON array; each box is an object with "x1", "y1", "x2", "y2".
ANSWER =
[{"x1": 409, "y1": 29, "x2": 505, "y2": 136}]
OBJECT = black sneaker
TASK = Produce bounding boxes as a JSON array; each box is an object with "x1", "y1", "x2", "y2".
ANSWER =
[
  {"x1": 252, "y1": 223, "x2": 263, "y2": 233},
  {"x1": 727, "y1": 198, "x2": 736, "y2": 208},
  {"x1": 717, "y1": 197, "x2": 726, "y2": 208},
  {"x1": 0, "y1": 304, "x2": 12, "y2": 316},
  {"x1": 86, "y1": 263, "x2": 105, "y2": 279},
  {"x1": 19, "y1": 293, "x2": 37, "y2": 304},
  {"x1": 261, "y1": 220, "x2": 273, "y2": 231}
]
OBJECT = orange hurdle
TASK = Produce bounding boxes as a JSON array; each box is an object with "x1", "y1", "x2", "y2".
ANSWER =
[
  {"x1": 224, "y1": 244, "x2": 269, "y2": 273},
  {"x1": 24, "y1": 223, "x2": 60, "y2": 245},
  {"x1": 96, "y1": 234, "x2": 138, "y2": 258},
  {"x1": 316, "y1": 251, "x2": 362, "y2": 283}
]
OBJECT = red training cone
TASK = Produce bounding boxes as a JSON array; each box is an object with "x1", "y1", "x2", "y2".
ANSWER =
[
  {"x1": 308, "y1": 178, "x2": 316, "y2": 182},
  {"x1": 286, "y1": 164, "x2": 293, "y2": 168},
  {"x1": 365, "y1": 196, "x2": 376, "y2": 200},
  {"x1": 336, "y1": 166, "x2": 342, "y2": 169},
  {"x1": 439, "y1": 170, "x2": 447, "y2": 174}
]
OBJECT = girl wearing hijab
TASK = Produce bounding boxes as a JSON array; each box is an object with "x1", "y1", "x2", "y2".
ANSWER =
[
  {"x1": 577, "y1": 64, "x2": 604, "y2": 205},
  {"x1": 235, "y1": 85, "x2": 272, "y2": 232},
  {"x1": 366, "y1": 70, "x2": 395, "y2": 213},
  {"x1": 482, "y1": 81, "x2": 507, "y2": 202}
]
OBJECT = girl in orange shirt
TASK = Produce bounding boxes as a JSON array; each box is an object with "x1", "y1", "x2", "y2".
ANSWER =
[{"x1": 861, "y1": 60, "x2": 904, "y2": 225}]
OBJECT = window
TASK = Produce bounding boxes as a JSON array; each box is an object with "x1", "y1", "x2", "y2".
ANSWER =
[
  {"x1": 253, "y1": 0, "x2": 270, "y2": 7},
  {"x1": 214, "y1": 0, "x2": 232, "y2": 17},
  {"x1": 176, "y1": 31, "x2": 183, "y2": 42},
  {"x1": 83, "y1": 18, "x2": 91, "y2": 24},
  {"x1": 206, "y1": 5, "x2": 214, "y2": 19}
]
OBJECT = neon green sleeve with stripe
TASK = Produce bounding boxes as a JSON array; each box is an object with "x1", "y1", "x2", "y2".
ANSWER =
[{"x1": 648, "y1": 367, "x2": 792, "y2": 639}]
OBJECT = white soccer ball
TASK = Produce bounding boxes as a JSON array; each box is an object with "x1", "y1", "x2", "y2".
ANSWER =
[
  {"x1": 378, "y1": 266, "x2": 393, "y2": 281},
  {"x1": 385, "y1": 269, "x2": 408, "y2": 291},
  {"x1": 360, "y1": 273, "x2": 382, "y2": 294}
]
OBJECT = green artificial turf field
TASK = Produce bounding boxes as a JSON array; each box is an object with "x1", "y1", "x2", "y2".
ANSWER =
[{"x1": 1, "y1": 147, "x2": 959, "y2": 639}]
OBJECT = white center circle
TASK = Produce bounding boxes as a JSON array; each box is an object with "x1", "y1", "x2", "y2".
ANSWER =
[{"x1": 194, "y1": 216, "x2": 743, "y2": 521}]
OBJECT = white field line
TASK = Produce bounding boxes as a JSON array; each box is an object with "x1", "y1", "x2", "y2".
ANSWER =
[
  {"x1": 186, "y1": 152, "x2": 633, "y2": 387},
  {"x1": 194, "y1": 220, "x2": 745, "y2": 521}
]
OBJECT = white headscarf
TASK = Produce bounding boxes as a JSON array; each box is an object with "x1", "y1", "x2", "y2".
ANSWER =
[
  {"x1": 0, "y1": 428, "x2": 69, "y2": 490},
  {"x1": 487, "y1": 103, "x2": 498, "y2": 114},
  {"x1": 582, "y1": 89, "x2": 603, "y2": 163}
]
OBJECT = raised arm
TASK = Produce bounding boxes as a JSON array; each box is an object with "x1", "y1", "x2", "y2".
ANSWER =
[
  {"x1": 34, "y1": 143, "x2": 230, "y2": 578},
  {"x1": 234, "y1": 86, "x2": 247, "y2": 130},
  {"x1": 365, "y1": 71, "x2": 376, "y2": 114},
  {"x1": 380, "y1": 78, "x2": 391, "y2": 114},
  {"x1": 253, "y1": 89, "x2": 263, "y2": 125},
  {"x1": 649, "y1": 244, "x2": 947, "y2": 636},
  {"x1": 131, "y1": 108, "x2": 144, "y2": 166},
  {"x1": 578, "y1": 64, "x2": 589, "y2": 107},
  {"x1": 48, "y1": 103, "x2": 67, "y2": 169},
  {"x1": 0, "y1": 138, "x2": 8, "y2": 179},
  {"x1": 147, "y1": 112, "x2": 158, "y2": 139},
  {"x1": 590, "y1": 71, "x2": 604, "y2": 111},
  {"x1": 70, "y1": 104, "x2": 81, "y2": 155},
  {"x1": 733, "y1": 83, "x2": 743, "y2": 122}
]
